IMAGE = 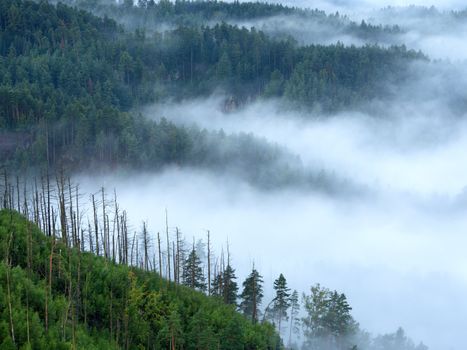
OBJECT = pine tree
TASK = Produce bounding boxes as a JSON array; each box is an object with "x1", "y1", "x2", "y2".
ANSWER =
[
  {"x1": 209, "y1": 263, "x2": 238, "y2": 305},
  {"x1": 272, "y1": 273, "x2": 290, "y2": 333},
  {"x1": 212, "y1": 264, "x2": 238, "y2": 305},
  {"x1": 182, "y1": 245, "x2": 206, "y2": 292},
  {"x1": 223, "y1": 264, "x2": 238, "y2": 306},
  {"x1": 239, "y1": 267, "x2": 264, "y2": 323}
]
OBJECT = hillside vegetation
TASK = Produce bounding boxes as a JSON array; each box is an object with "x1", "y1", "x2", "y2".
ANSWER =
[
  {"x1": 0, "y1": 209, "x2": 281, "y2": 349},
  {"x1": 0, "y1": 0, "x2": 424, "y2": 172}
]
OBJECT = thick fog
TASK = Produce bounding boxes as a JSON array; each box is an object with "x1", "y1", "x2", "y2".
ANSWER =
[
  {"x1": 224, "y1": 2, "x2": 467, "y2": 61},
  {"x1": 79, "y1": 64, "x2": 467, "y2": 350},
  {"x1": 233, "y1": 14, "x2": 467, "y2": 61},
  {"x1": 77, "y1": 109, "x2": 467, "y2": 350},
  {"x1": 72, "y1": 2, "x2": 467, "y2": 349},
  {"x1": 241, "y1": 0, "x2": 467, "y2": 14}
]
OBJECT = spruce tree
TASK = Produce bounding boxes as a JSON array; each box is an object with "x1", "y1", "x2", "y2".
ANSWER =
[
  {"x1": 211, "y1": 264, "x2": 238, "y2": 305},
  {"x1": 223, "y1": 264, "x2": 238, "y2": 306},
  {"x1": 182, "y1": 246, "x2": 206, "y2": 292},
  {"x1": 239, "y1": 268, "x2": 264, "y2": 323},
  {"x1": 272, "y1": 273, "x2": 290, "y2": 333}
]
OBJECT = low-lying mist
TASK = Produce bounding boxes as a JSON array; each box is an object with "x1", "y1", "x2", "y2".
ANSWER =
[
  {"x1": 227, "y1": 1, "x2": 467, "y2": 61},
  {"x1": 72, "y1": 3, "x2": 467, "y2": 349},
  {"x1": 245, "y1": 0, "x2": 467, "y2": 14},
  {"x1": 78, "y1": 77, "x2": 467, "y2": 350},
  {"x1": 77, "y1": 153, "x2": 467, "y2": 350}
]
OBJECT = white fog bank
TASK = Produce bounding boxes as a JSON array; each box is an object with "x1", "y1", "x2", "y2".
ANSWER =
[
  {"x1": 77, "y1": 165, "x2": 467, "y2": 350},
  {"x1": 239, "y1": 0, "x2": 467, "y2": 14},
  {"x1": 78, "y1": 93, "x2": 467, "y2": 349},
  {"x1": 227, "y1": 2, "x2": 467, "y2": 61},
  {"x1": 145, "y1": 95, "x2": 467, "y2": 197}
]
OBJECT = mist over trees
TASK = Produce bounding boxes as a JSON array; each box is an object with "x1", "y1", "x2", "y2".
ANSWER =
[
  {"x1": 0, "y1": 0, "x2": 424, "y2": 175},
  {"x1": 52, "y1": 0, "x2": 404, "y2": 43},
  {"x1": 0, "y1": 174, "x2": 429, "y2": 349},
  {"x1": 0, "y1": 0, "x2": 453, "y2": 348}
]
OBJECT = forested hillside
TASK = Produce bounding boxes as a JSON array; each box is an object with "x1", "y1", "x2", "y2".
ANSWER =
[
  {"x1": 0, "y1": 175, "x2": 429, "y2": 350},
  {"x1": 0, "y1": 0, "x2": 424, "y2": 174},
  {"x1": 0, "y1": 209, "x2": 281, "y2": 349},
  {"x1": 53, "y1": 0, "x2": 403, "y2": 42}
]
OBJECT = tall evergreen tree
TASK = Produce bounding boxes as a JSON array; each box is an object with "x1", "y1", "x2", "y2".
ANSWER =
[
  {"x1": 210, "y1": 262, "x2": 238, "y2": 306},
  {"x1": 223, "y1": 264, "x2": 238, "y2": 306},
  {"x1": 272, "y1": 273, "x2": 290, "y2": 333},
  {"x1": 182, "y1": 245, "x2": 206, "y2": 292},
  {"x1": 239, "y1": 267, "x2": 264, "y2": 323}
]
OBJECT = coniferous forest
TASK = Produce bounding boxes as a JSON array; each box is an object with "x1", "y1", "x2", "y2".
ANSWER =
[{"x1": 1, "y1": 0, "x2": 465, "y2": 349}]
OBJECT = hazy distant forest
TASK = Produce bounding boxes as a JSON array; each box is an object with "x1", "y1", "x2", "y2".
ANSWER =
[{"x1": 0, "y1": 0, "x2": 446, "y2": 349}]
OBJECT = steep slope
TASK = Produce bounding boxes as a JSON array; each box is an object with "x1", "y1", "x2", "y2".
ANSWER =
[{"x1": 0, "y1": 209, "x2": 281, "y2": 349}]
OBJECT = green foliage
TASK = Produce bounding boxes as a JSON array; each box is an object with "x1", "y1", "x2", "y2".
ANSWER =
[
  {"x1": 212, "y1": 263, "x2": 239, "y2": 306},
  {"x1": 0, "y1": 0, "x2": 425, "y2": 173},
  {"x1": 56, "y1": 0, "x2": 403, "y2": 43},
  {"x1": 302, "y1": 283, "x2": 358, "y2": 350},
  {"x1": 182, "y1": 246, "x2": 206, "y2": 292},
  {"x1": 272, "y1": 273, "x2": 290, "y2": 332},
  {"x1": 0, "y1": 209, "x2": 281, "y2": 349},
  {"x1": 239, "y1": 268, "x2": 264, "y2": 323}
]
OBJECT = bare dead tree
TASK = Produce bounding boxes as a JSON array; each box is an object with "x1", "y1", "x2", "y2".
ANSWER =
[
  {"x1": 172, "y1": 241, "x2": 176, "y2": 284},
  {"x1": 121, "y1": 211, "x2": 128, "y2": 265},
  {"x1": 175, "y1": 227, "x2": 181, "y2": 284},
  {"x1": 68, "y1": 178, "x2": 76, "y2": 247},
  {"x1": 16, "y1": 175, "x2": 20, "y2": 213},
  {"x1": 92, "y1": 194, "x2": 99, "y2": 256},
  {"x1": 130, "y1": 231, "x2": 137, "y2": 267},
  {"x1": 102, "y1": 187, "x2": 107, "y2": 258},
  {"x1": 165, "y1": 209, "x2": 171, "y2": 282},
  {"x1": 23, "y1": 180, "x2": 29, "y2": 218},
  {"x1": 46, "y1": 169, "x2": 52, "y2": 237},
  {"x1": 157, "y1": 232, "x2": 162, "y2": 276},
  {"x1": 142, "y1": 222, "x2": 149, "y2": 271},
  {"x1": 207, "y1": 230, "x2": 211, "y2": 296},
  {"x1": 87, "y1": 220, "x2": 94, "y2": 253},
  {"x1": 114, "y1": 190, "x2": 120, "y2": 264},
  {"x1": 56, "y1": 173, "x2": 68, "y2": 246},
  {"x1": 33, "y1": 177, "x2": 40, "y2": 227}
]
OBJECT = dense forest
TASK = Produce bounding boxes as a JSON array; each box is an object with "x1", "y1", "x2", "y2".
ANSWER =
[
  {"x1": 52, "y1": 0, "x2": 404, "y2": 41},
  {"x1": 0, "y1": 0, "x2": 424, "y2": 174}
]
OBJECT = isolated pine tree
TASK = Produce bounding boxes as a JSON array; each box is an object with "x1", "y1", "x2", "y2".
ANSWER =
[
  {"x1": 182, "y1": 246, "x2": 206, "y2": 292},
  {"x1": 239, "y1": 268, "x2": 264, "y2": 323},
  {"x1": 272, "y1": 273, "x2": 290, "y2": 333}
]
